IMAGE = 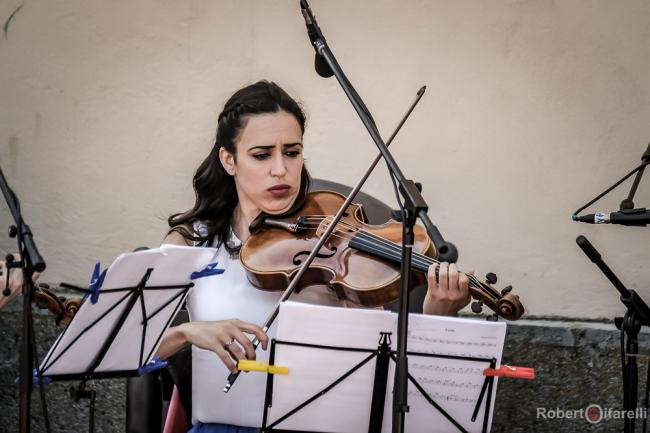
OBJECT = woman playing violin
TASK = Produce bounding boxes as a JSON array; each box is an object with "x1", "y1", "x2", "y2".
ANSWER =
[{"x1": 156, "y1": 80, "x2": 470, "y2": 432}]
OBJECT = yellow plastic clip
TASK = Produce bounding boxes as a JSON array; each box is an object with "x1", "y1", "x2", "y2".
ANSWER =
[{"x1": 237, "y1": 360, "x2": 289, "y2": 375}]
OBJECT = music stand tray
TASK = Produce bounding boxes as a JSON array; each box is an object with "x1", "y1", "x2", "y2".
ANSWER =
[{"x1": 38, "y1": 245, "x2": 217, "y2": 382}]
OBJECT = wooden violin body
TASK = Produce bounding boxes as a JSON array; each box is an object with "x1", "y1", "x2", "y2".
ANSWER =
[{"x1": 241, "y1": 190, "x2": 525, "y2": 320}]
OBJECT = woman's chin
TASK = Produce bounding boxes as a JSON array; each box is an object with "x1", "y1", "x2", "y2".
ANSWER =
[{"x1": 261, "y1": 194, "x2": 298, "y2": 215}]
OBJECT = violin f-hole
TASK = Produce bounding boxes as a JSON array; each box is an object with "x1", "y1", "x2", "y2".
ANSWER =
[{"x1": 293, "y1": 245, "x2": 338, "y2": 265}]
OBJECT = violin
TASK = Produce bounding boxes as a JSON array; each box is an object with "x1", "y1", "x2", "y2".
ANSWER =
[{"x1": 240, "y1": 190, "x2": 525, "y2": 320}]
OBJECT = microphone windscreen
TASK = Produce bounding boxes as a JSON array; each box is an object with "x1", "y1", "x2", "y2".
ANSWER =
[{"x1": 314, "y1": 54, "x2": 334, "y2": 78}]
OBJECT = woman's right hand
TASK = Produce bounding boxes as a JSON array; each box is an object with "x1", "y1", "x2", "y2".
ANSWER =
[{"x1": 180, "y1": 319, "x2": 268, "y2": 373}]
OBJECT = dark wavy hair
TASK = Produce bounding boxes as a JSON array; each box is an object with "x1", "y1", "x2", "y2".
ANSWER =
[{"x1": 168, "y1": 80, "x2": 310, "y2": 255}]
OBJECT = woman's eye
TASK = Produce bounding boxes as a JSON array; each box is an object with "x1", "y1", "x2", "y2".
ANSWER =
[
  {"x1": 253, "y1": 153, "x2": 270, "y2": 160},
  {"x1": 285, "y1": 150, "x2": 301, "y2": 158}
]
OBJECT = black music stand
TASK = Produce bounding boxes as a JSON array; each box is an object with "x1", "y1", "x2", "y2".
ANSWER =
[
  {"x1": 35, "y1": 245, "x2": 217, "y2": 433},
  {"x1": 259, "y1": 302, "x2": 506, "y2": 433},
  {"x1": 261, "y1": 334, "x2": 497, "y2": 433}
]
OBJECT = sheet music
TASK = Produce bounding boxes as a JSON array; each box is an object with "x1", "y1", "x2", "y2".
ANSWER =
[
  {"x1": 396, "y1": 313, "x2": 505, "y2": 433},
  {"x1": 267, "y1": 302, "x2": 506, "y2": 433},
  {"x1": 40, "y1": 245, "x2": 216, "y2": 377}
]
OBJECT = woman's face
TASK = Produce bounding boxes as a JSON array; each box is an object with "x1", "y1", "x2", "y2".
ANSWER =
[{"x1": 219, "y1": 110, "x2": 304, "y2": 216}]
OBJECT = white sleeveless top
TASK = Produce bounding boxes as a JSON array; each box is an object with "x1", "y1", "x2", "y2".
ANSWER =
[{"x1": 187, "y1": 223, "x2": 344, "y2": 427}]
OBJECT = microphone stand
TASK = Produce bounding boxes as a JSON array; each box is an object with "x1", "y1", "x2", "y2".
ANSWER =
[
  {"x1": 576, "y1": 235, "x2": 650, "y2": 433},
  {"x1": 0, "y1": 164, "x2": 47, "y2": 433},
  {"x1": 299, "y1": 2, "x2": 457, "y2": 431}
]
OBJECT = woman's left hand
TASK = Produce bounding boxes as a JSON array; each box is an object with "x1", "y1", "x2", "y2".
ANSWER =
[{"x1": 423, "y1": 262, "x2": 471, "y2": 316}]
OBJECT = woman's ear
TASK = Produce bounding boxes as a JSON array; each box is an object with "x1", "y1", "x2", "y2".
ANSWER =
[{"x1": 219, "y1": 147, "x2": 236, "y2": 176}]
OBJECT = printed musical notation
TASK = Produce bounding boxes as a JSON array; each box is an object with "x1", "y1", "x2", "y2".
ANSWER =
[
  {"x1": 415, "y1": 376, "x2": 482, "y2": 390},
  {"x1": 408, "y1": 389, "x2": 479, "y2": 404},
  {"x1": 410, "y1": 362, "x2": 483, "y2": 376},
  {"x1": 408, "y1": 331, "x2": 497, "y2": 348}
]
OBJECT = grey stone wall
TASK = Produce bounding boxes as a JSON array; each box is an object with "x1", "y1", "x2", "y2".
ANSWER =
[
  {"x1": 494, "y1": 319, "x2": 648, "y2": 433},
  {"x1": 1, "y1": 302, "x2": 646, "y2": 432}
]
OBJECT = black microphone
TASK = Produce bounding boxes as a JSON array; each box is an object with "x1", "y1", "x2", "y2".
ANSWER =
[
  {"x1": 300, "y1": 0, "x2": 334, "y2": 78},
  {"x1": 573, "y1": 208, "x2": 650, "y2": 226},
  {"x1": 314, "y1": 53, "x2": 334, "y2": 78}
]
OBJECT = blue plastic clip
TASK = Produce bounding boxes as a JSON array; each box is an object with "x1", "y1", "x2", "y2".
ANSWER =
[
  {"x1": 137, "y1": 357, "x2": 168, "y2": 375},
  {"x1": 14, "y1": 368, "x2": 52, "y2": 385},
  {"x1": 190, "y1": 262, "x2": 225, "y2": 280},
  {"x1": 88, "y1": 262, "x2": 107, "y2": 304}
]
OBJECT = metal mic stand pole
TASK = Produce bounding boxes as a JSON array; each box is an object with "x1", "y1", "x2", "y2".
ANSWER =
[
  {"x1": 299, "y1": 2, "x2": 454, "y2": 431},
  {"x1": 0, "y1": 165, "x2": 47, "y2": 433},
  {"x1": 0, "y1": 164, "x2": 45, "y2": 433},
  {"x1": 299, "y1": 0, "x2": 457, "y2": 263},
  {"x1": 576, "y1": 235, "x2": 650, "y2": 433}
]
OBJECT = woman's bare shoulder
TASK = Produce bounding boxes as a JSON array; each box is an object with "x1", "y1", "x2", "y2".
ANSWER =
[{"x1": 161, "y1": 225, "x2": 193, "y2": 247}]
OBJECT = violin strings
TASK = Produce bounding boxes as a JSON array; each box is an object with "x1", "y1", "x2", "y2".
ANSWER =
[
  {"x1": 297, "y1": 216, "x2": 441, "y2": 271},
  {"x1": 293, "y1": 216, "x2": 485, "y2": 290},
  {"x1": 299, "y1": 216, "x2": 441, "y2": 270}
]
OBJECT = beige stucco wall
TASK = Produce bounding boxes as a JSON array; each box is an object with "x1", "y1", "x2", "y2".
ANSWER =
[{"x1": 0, "y1": 0, "x2": 648, "y2": 318}]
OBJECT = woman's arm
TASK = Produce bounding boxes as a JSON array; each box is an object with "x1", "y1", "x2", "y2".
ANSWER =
[{"x1": 156, "y1": 319, "x2": 268, "y2": 373}]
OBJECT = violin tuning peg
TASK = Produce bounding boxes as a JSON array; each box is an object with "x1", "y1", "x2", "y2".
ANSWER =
[
  {"x1": 471, "y1": 301, "x2": 484, "y2": 314},
  {"x1": 485, "y1": 272, "x2": 498, "y2": 285},
  {"x1": 501, "y1": 285, "x2": 512, "y2": 296}
]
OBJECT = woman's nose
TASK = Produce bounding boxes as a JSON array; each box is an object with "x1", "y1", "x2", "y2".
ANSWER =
[{"x1": 270, "y1": 154, "x2": 288, "y2": 177}]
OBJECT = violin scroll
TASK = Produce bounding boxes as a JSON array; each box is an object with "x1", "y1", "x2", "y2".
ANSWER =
[
  {"x1": 469, "y1": 274, "x2": 524, "y2": 321},
  {"x1": 32, "y1": 284, "x2": 82, "y2": 326}
]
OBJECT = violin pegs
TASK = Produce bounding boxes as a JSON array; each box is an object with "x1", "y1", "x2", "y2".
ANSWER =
[
  {"x1": 471, "y1": 300, "x2": 484, "y2": 314},
  {"x1": 501, "y1": 285, "x2": 513, "y2": 296},
  {"x1": 485, "y1": 272, "x2": 498, "y2": 285}
]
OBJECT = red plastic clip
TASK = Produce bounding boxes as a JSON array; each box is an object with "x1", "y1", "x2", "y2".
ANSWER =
[{"x1": 483, "y1": 365, "x2": 535, "y2": 380}]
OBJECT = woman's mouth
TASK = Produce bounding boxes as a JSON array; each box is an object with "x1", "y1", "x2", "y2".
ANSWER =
[{"x1": 267, "y1": 184, "x2": 291, "y2": 197}]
